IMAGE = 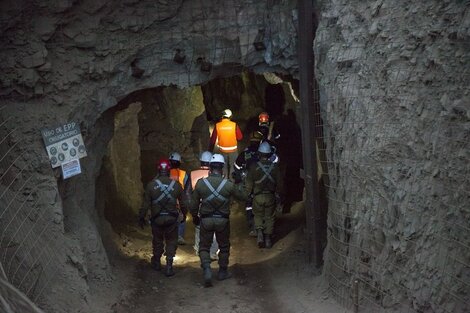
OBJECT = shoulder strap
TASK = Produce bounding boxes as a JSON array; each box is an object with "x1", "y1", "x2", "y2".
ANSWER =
[
  {"x1": 255, "y1": 162, "x2": 275, "y2": 184},
  {"x1": 202, "y1": 178, "x2": 228, "y2": 203},
  {"x1": 153, "y1": 179, "x2": 176, "y2": 204}
]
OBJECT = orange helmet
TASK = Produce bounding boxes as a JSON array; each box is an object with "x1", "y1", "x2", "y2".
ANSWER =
[
  {"x1": 259, "y1": 112, "x2": 269, "y2": 124},
  {"x1": 156, "y1": 158, "x2": 171, "y2": 172}
]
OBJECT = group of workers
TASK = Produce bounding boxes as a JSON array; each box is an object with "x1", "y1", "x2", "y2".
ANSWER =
[{"x1": 138, "y1": 109, "x2": 282, "y2": 287}]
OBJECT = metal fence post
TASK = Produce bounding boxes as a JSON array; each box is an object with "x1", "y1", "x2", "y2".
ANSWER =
[
  {"x1": 353, "y1": 279, "x2": 359, "y2": 313},
  {"x1": 298, "y1": 0, "x2": 322, "y2": 267}
]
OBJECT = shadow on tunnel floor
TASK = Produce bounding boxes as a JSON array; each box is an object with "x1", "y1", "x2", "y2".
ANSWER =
[{"x1": 273, "y1": 200, "x2": 305, "y2": 245}]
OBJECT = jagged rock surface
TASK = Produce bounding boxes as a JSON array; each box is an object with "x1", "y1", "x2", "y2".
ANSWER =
[
  {"x1": 315, "y1": 1, "x2": 470, "y2": 312},
  {"x1": 0, "y1": 1, "x2": 297, "y2": 312}
]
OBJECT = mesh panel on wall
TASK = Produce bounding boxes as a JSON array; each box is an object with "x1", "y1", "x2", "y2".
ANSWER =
[{"x1": 314, "y1": 1, "x2": 470, "y2": 312}]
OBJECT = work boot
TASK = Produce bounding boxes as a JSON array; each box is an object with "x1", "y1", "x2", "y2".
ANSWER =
[
  {"x1": 151, "y1": 257, "x2": 161, "y2": 271},
  {"x1": 264, "y1": 234, "x2": 272, "y2": 249},
  {"x1": 165, "y1": 258, "x2": 175, "y2": 277},
  {"x1": 257, "y1": 229, "x2": 264, "y2": 248},
  {"x1": 202, "y1": 264, "x2": 212, "y2": 287},
  {"x1": 217, "y1": 267, "x2": 232, "y2": 281}
]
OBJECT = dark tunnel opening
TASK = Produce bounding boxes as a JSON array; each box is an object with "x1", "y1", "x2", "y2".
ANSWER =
[{"x1": 95, "y1": 70, "x2": 312, "y2": 265}]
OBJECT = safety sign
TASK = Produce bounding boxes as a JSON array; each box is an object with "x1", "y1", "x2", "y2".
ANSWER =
[
  {"x1": 41, "y1": 122, "x2": 87, "y2": 168},
  {"x1": 61, "y1": 159, "x2": 82, "y2": 179}
]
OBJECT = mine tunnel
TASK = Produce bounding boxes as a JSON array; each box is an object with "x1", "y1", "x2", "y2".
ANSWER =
[
  {"x1": 1, "y1": 0, "x2": 469, "y2": 313},
  {"x1": 96, "y1": 71, "x2": 312, "y2": 263}
]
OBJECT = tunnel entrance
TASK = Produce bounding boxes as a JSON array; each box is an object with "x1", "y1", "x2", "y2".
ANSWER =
[{"x1": 95, "y1": 70, "x2": 308, "y2": 263}]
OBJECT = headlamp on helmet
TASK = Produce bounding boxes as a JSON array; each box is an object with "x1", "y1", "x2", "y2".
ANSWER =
[
  {"x1": 169, "y1": 152, "x2": 181, "y2": 162},
  {"x1": 157, "y1": 158, "x2": 171, "y2": 172},
  {"x1": 258, "y1": 112, "x2": 269, "y2": 124}
]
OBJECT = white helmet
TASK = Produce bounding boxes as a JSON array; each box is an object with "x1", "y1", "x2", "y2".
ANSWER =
[
  {"x1": 210, "y1": 153, "x2": 225, "y2": 164},
  {"x1": 200, "y1": 151, "x2": 212, "y2": 163},
  {"x1": 258, "y1": 141, "x2": 272, "y2": 154},
  {"x1": 169, "y1": 152, "x2": 181, "y2": 162},
  {"x1": 222, "y1": 109, "x2": 232, "y2": 119}
]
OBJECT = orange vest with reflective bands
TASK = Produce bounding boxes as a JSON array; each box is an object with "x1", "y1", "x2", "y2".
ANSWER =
[
  {"x1": 216, "y1": 119, "x2": 238, "y2": 153},
  {"x1": 190, "y1": 168, "x2": 210, "y2": 190},
  {"x1": 170, "y1": 168, "x2": 186, "y2": 187}
]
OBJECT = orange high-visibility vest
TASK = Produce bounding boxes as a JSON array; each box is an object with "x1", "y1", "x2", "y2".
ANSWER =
[
  {"x1": 170, "y1": 168, "x2": 186, "y2": 187},
  {"x1": 216, "y1": 119, "x2": 238, "y2": 153},
  {"x1": 190, "y1": 168, "x2": 210, "y2": 190}
]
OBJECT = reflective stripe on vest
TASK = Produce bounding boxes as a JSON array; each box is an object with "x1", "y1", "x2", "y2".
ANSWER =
[
  {"x1": 218, "y1": 145, "x2": 238, "y2": 152},
  {"x1": 170, "y1": 168, "x2": 186, "y2": 187},
  {"x1": 152, "y1": 179, "x2": 176, "y2": 204},
  {"x1": 190, "y1": 168, "x2": 210, "y2": 190},
  {"x1": 216, "y1": 119, "x2": 237, "y2": 152},
  {"x1": 255, "y1": 161, "x2": 275, "y2": 184},
  {"x1": 202, "y1": 178, "x2": 228, "y2": 204}
]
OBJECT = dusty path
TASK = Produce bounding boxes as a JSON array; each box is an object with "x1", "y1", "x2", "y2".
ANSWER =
[{"x1": 98, "y1": 203, "x2": 347, "y2": 313}]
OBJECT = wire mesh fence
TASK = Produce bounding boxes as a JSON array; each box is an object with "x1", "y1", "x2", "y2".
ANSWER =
[
  {"x1": 314, "y1": 1, "x2": 470, "y2": 312},
  {"x1": 0, "y1": 266, "x2": 44, "y2": 313},
  {"x1": 0, "y1": 1, "x2": 298, "y2": 312},
  {"x1": 0, "y1": 0, "x2": 468, "y2": 312},
  {"x1": 0, "y1": 104, "x2": 63, "y2": 312}
]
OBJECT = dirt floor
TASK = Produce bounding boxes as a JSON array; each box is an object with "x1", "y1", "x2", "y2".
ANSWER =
[{"x1": 88, "y1": 202, "x2": 348, "y2": 313}]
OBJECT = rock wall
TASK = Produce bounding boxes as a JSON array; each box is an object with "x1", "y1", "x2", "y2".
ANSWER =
[
  {"x1": 315, "y1": 0, "x2": 470, "y2": 312},
  {"x1": 105, "y1": 102, "x2": 143, "y2": 226},
  {"x1": 134, "y1": 86, "x2": 208, "y2": 183},
  {"x1": 0, "y1": 1, "x2": 298, "y2": 311}
]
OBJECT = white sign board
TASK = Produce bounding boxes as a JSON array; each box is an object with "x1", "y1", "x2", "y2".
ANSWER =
[
  {"x1": 41, "y1": 122, "x2": 87, "y2": 168},
  {"x1": 61, "y1": 159, "x2": 82, "y2": 179}
]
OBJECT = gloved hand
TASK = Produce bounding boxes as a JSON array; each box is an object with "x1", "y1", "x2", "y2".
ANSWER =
[
  {"x1": 232, "y1": 170, "x2": 242, "y2": 184},
  {"x1": 192, "y1": 215, "x2": 200, "y2": 226},
  {"x1": 138, "y1": 217, "x2": 146, "y2": 229}
]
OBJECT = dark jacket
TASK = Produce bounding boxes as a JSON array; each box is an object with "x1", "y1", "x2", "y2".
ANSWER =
[
  {"x1": 139, "y1": 174, "x2": 185, "y2": 220},
  {"x1": 191, "y1": 173, "x2": 246, "y2": 217},
  {"x1": 245, "y1": 159, "x2": 282, "y2": 196}
]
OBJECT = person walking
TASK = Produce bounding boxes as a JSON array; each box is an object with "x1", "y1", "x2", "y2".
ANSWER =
[
  {"x1": 138, "y1": 158, "x2": 186, "y2": 276},
  {"x1": 190, "y1": 154, "x2": 246, "y2": 287},
  {"x1": 190, "y1": 151, "x2": 219, "y2": 260},
  {"x1": 258, "y1": 111, "x2": 280, "y2": 144},
  {"x1": 208, "y1": 109, "x2": 243, "y2": 177},
  {"x1": 245, "y1": 142, "x2": 282, "y2": 249},
  {"x1": 233, "y1": 131, "x2": 263, "y2": 237},
  {"x1": 168, "y1": 152, "x2": 191, "y2": 245}
]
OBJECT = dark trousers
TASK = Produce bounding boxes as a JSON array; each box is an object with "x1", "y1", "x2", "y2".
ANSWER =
[
  {"x1": 151, "y1": 215, "x2": 178, "y2": 262},
  {"x1": 199, "y1": 217, "x2": 230, "y2": 267},
  {"x1": 253, "y1": 194, "x2": 276, "y2": 235},
  {"x1": 245, "y1": 196, "x2": 255, "y2": 231}
]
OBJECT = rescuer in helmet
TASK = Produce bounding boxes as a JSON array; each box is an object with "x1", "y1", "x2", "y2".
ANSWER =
[
  {"x1": 138, "y1": 158, "x2": 186, "y2": 276},
  {"x1": 233, "y1": 130, "x2": 264, "y2": 236},
  {"x1": 208, "y1": 109, "x2": 243, "y2": 177},
  {"x1": 191, "y1": 154, "x2": 247, "y2": 287},
  {"x1": 257, "y1": 111, "x2": 280, "y2": 152},
  {"x1": 168, "y1": 152, "x2": 191, "y2": 245},
  {"x1": 190, "y1": 151, "x2": 219, "y2": 260},
  {"x1": 245, "y1": 142, "x2": 282, "y2": 249}
]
